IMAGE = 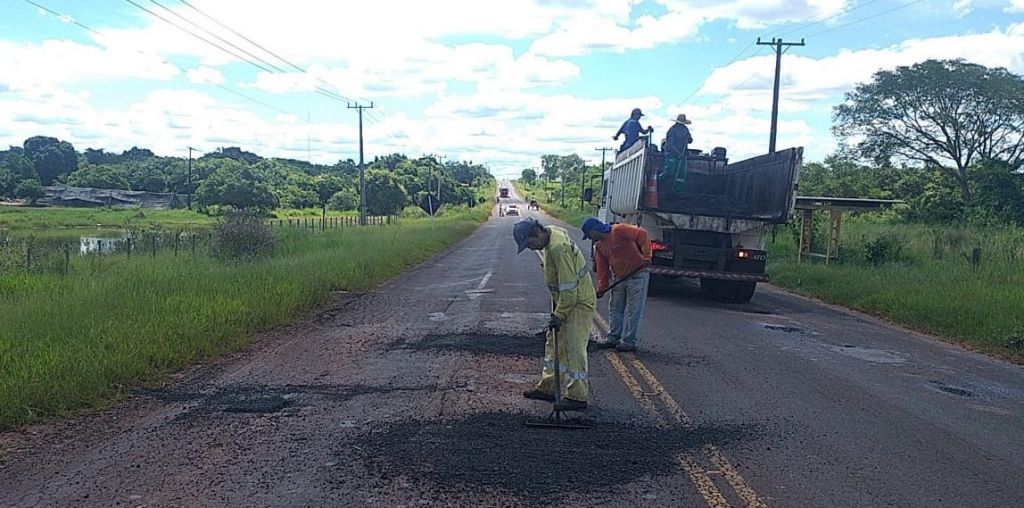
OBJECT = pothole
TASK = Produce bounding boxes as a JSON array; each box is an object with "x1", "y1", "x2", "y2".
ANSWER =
[
  {"x1": 928, "y1": 381, "x2": 974, "y2": 398},
  {"x1": 333, "y1": 412, "x2": 760, "y2": 502},
  {"x1": 398, "y1": 333, "x2": 543, "y2": 357},
  {"x1": 762, "y1": 324, "x2": 803, "y2": 333}
]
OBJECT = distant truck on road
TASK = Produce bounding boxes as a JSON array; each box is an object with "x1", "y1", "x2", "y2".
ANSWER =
[
  {"x1": 598, "y1": 142, "x2": 802, "y2": 303},
  {"x1": 499, "y1": 187, "x2": 510, "y2": 199}
]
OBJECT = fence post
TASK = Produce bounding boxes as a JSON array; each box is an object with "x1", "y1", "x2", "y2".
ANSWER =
[
  {"x1": 64, "y1": 243, "x2": 70, "y2": 276},
  {"x1": 127, "y1": 238, "x2": 132, "y2": 259},
  {"x1": 174, "y1": 232, "x2": 180, "y2": 257},
  {"x1": 151, "y1": 236, "x2": 157, "y2": 258},
  {"x1": 25, "y1": 242, "x2": 32, "y2": 269},
  {"x1": 191, "y1": 234, "x2": 197, "y2": 256}
]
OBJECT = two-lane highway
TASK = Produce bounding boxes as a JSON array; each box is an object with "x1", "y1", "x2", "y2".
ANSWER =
[{"x1": 1, "y1": 189, "x2": 1022, "y2": 507}]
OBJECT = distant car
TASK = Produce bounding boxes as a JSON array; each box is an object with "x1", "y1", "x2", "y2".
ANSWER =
[{"x1": 506, "y1": 204, "x2": 520, "y2": 216}]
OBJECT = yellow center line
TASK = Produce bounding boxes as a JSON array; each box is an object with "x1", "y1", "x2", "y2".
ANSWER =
[
  {"x1": 605, "y1": 351, "x2": 729, "y2": 507},
  {"x1": 605, "y1": 351, "x2": 666, "y2": 428},
  {"x1": 628, "y1": 351, "x2": 768, "y2": 508}
]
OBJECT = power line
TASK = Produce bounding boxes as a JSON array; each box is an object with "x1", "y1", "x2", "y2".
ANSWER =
[
  {"x1": 775, "y1": 0, "x2": 885, "y2": 38},
  {"x1": 22, "y1": 0, "x2": 292, "y2": 115},
  {"x1": 126, "y1": 0, "x2": 352, "y2": 106},
  {"x1": 168, "y1": 0, "x2": 411, "y2": 142},
  {"x1": 806, "y1": 0, "x2": 929, "y2": 39},
  {"x1": 148, "y1": 0, "x2": 288, "y2": 73},
  {"x1": 174, "y1": 0, "x2": 357, "y2": 104}
]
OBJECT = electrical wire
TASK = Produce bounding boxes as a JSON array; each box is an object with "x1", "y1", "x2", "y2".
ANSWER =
[
  {"x1": 806, "y1": 0, "x2": 929, "y2": 39},
  {"x1": 22, "y1": 0, "x2": 292, "y2": 115}
]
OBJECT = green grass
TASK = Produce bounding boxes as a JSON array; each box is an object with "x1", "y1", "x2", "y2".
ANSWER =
[
  {"x1": 0, "y1": 205, "x2": 490, "y2": 430},
  {"x1": 0, "y1": 206, "x2": 212, "y2": 230},
  {"x1": 513, "y1": 180, "x2": 596, "y2": 227},
  {"x1": 767, "y1": 216, "x2": 1024, "y2": 361}
]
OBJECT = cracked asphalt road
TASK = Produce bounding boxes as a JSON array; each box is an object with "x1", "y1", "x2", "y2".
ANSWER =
[{"x1": 2, "y1": 191, "x2": 1023, "y2": 507}]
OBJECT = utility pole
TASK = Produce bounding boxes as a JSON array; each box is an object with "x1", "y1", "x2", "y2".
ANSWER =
[
  {"x1": 347, "y1": 101, "x2": 374, "y2": 225},
  {"x1": 595, "y1": 146, "x2": 612, "y2": 201},
  {"x1": 578, "y1": 160, "x2": 587, "y2": 211},
  {"x1": 756, "y1": 37, "x2": 804, "y2": 154},
  {"x1": 187, "y1": 146, "x2": 194, "y2": 210}
]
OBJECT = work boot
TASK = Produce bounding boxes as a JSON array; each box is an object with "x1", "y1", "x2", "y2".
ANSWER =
[
  {"x1": 615, "y1": 342, "x2": 637, "y2": 352},
  {"x1": 590, "y1": 339, "x2": 619, "y2": 350},
  {"x1": 522, "y1": 389, "x2": 555, "y2": 402},
  {"x1": 555, "y1": 398, "x2": 588, "y2": 412}
]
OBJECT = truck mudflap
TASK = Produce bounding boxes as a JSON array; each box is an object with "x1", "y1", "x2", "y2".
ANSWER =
[{"x1": 647, "y1": 266, "x2": 768, "y2": 282}]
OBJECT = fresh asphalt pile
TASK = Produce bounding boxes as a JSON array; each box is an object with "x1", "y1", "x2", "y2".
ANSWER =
[{"x1": 335, "y1": 411, "x2": 760, "y2": 503}]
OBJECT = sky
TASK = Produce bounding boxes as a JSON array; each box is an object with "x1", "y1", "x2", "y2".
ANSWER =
[{"x1": 1, "y1": 0, "x2": 1022, "y2": 179}]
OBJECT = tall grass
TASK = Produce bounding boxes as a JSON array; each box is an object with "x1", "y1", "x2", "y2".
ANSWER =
[
  {"x1": 768, "y1": 215, "x2": 1024, "y2": 360},
  {"x1": 0, "y1": 207, "x2": 211, "y2": 230},
  {"x1": 0, "y1": 206, "x2": 489, "y2": 430}
]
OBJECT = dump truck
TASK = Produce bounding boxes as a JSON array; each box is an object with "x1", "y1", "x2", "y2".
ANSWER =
[
  {"x1": 597, "y1": 141, "x2": 802, "y2": 303},
  {"x1": 499, "y1": 186, "x2": 510, "y2": 199}
]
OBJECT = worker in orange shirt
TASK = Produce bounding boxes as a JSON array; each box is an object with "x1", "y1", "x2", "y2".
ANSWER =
[{"x1": 582, "y1": 218, "x2": 652, "y2": 352}]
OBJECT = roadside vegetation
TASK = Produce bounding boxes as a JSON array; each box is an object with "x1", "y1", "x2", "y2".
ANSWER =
[
  {"x1": 0, "y1": 205, "x2": 490, "y2": 430},
  {"x1": 518, "y1": 59, "x2": 1024, "y2": 361}
]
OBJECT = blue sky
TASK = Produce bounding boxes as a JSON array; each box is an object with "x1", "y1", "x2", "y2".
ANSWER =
[{"x1": 1, "y1": 0, "x2": 1022, "y2": 178}]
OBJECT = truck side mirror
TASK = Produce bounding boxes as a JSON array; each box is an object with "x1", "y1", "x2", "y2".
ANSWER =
[{"x1": 582, "y1": 188, "x2": 594, "y2": 202}]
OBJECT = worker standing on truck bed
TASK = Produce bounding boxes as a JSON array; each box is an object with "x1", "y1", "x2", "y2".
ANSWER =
[
  {"x1": 582, "y1": 218, "x2": 652, "y2": 352},
  {"x1": 614, "y1": 108, "x2": 654, "y2": 152},
  {"x1": 661, "y1": 113, "x2": 694, "y2": 195},
  {"x1": 513, "y1": 219, "x2": 596, "y2": 411}
]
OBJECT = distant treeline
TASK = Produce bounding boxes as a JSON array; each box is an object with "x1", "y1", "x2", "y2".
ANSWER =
[{"x1": 0, "y1": 137, "x2": 493, "y2": 215}]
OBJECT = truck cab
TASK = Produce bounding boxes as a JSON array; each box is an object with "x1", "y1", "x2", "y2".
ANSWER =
[{"x1": 598, "y1": 141, "x2": 801, "y2": 303}]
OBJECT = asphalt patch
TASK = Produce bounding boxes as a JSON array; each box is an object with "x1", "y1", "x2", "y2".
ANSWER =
[
  {"x1": 399, "y1": 333, "x2": 543, "y2": 357},
  {"x1": 337, "y1": 412, "x2": 758, "y2": 502},
  {"x1": 141, "y1": 383, "x2": 445, "y2": 422}
]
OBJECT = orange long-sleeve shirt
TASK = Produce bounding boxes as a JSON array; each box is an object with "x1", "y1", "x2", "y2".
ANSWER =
[{"x1": 594, "y1": 224, "x2": 652, "y2": 292}]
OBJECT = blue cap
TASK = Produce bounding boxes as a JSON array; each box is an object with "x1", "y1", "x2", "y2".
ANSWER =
[
  {"x1": 513, "y1": 219, "x2": 539, "y2": 253},
  {"x1": 581, "y1": 218, "x2": 611, "y2": 240}
]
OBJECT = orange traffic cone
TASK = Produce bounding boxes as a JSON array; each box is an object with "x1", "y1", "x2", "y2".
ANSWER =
[{"x1": 642, "y1": 167, "x2": 659, "y2": 208}]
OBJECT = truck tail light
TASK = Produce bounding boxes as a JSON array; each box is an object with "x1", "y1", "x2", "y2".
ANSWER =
[
  {"x1": 736, "y1": 249, "x2": 751, "y2": 259},
  {"x1": 652, "y1": 240, "x2": 669, "y2": 252}
]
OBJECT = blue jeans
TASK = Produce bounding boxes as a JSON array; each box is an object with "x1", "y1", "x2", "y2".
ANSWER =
[{"x1": 607, "y1": 271, "x2": 650, "y2": 346}]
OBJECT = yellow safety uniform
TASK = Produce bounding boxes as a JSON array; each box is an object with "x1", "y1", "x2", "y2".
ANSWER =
[{"x1": 535, "y1": 225, "x2": 597, "y2": 402}]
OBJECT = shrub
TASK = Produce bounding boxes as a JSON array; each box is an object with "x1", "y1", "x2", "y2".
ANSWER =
[
  {"x1": 212, "y1": 211, "x2": 274, "y2": 261},
  {"x1": 862, "y1": 232, "x2": 908, "y2": 266}
]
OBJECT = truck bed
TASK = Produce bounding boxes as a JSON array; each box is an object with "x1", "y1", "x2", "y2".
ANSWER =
[{"x1": 605, "y1": 145, "x2": 802, "y2": 224}]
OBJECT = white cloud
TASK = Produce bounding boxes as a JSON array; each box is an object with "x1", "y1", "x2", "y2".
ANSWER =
[
  {"x1": 954, "y1": 0, "x2": 973, "y2": 16},
  {"x1": 0, "y1": 39, "x2": 178, "y2": 91},
  {"x1": 1008, "y1": 0, "x2": 1024, "y2": 12},
  {"x1": 186, "y1": 66, "x2": 225, "y2": 85},
  {"x1": 699, "y1": 25, "x2": 1024, "y2": 100}
]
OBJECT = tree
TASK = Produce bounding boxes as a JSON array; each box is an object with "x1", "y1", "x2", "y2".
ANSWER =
[
  {"x1": 196, "y1": 161, "x2": 278, "y2": 212},
  {"x1": 23, "y1": 136, "x2": 78, "y2": 185},
  {"x1": 329, "y1": 189, "x2": 359, "y2": 211},
  {"x1": 364, "y1": 170, "x2": 407, "y2": 215},
  {"x1": 13, "y1": 179, "x2": 44, "y2": 204},
  {"x1": 521, "y1": 168, "x2": 537, "y2": 184},
  {"x1": 314, "y1": 174, "x2": 345, "y2": 221},
  {"x1": 66, "y1": 164, "x2": 131, "y2": 190},
  {"x1": 834, "y1": 59, "x2": 1024, "y2": 204},
  {"x1": 0, "y1": 148, "x2": 35, "y2": 196}
]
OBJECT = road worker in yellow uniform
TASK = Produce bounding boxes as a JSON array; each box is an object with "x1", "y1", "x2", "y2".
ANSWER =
[{"x1": 513, "y1": 219, "x2": 596, "y2": 411}]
